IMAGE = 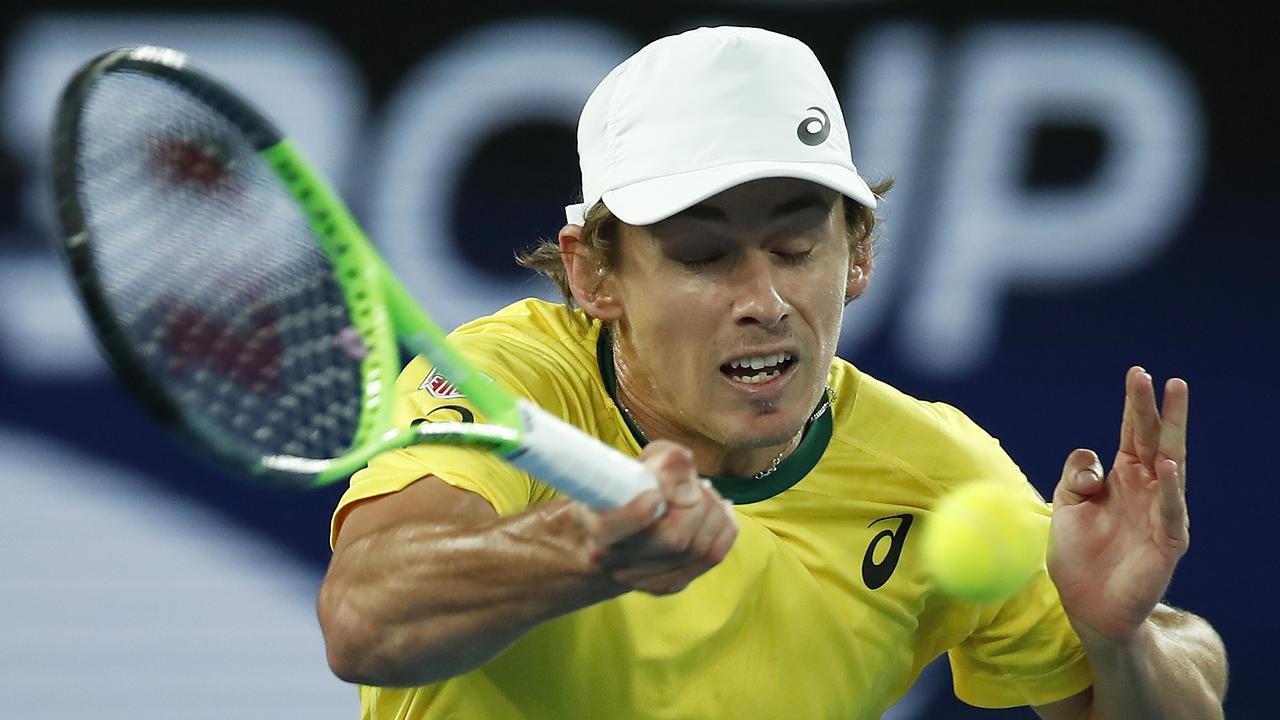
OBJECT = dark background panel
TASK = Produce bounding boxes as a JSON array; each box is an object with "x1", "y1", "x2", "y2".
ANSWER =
[{"x1": 1, "y1": 2, "x2": 1271, "y2": 718}]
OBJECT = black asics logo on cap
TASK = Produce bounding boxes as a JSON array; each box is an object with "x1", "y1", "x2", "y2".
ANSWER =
[{"x1": 796, "y1": 106, "x2": 830, "y2": 146}]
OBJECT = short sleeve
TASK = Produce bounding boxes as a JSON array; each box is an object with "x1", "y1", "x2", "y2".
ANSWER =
[
  {"x1": 926, "y1": 402, "x2": 1094, "y2": 707},
  {"x1": 329, "y1": 354, "x2": 536, "y2": 548},
  {"x1": 948, "y1": 566, "x2": 1094, "y2": 707}
]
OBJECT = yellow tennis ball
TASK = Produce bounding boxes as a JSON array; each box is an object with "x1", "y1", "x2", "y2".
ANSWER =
[{"x1": 922, "y1": 479, "x2": 1050, "y2": 603}]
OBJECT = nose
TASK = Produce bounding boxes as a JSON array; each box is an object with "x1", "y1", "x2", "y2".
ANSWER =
[{"x1": 731, "y1": 251, "x2": 789, "y2": 329}]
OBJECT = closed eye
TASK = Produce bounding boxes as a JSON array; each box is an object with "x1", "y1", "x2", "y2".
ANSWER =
[
  {"x1": 678, "y1": 254, "x2": 726, "y2": 270},
  {"x1": 776, "y1": 248, "x2": 814, "y2": 264}
]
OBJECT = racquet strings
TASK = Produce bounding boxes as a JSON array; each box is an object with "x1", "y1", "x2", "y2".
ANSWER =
[{"x1": 72, "y1": 69, "x2": 367, "y2": 470}]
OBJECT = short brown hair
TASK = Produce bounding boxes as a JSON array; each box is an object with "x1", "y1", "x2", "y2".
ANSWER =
[{"x1": 516, "y1": 178, "x2": 894, "y2": 309}]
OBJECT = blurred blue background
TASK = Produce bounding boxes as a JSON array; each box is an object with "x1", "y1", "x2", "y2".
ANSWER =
[{"x1": 1, "y1": 1, "x2": 1273, "y2": 717}]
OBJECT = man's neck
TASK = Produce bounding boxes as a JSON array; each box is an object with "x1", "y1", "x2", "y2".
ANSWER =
[{"x1": 612, "y1": 343, "x2": 803, "y2": 479}]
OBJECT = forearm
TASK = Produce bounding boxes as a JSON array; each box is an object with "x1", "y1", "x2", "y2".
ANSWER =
[
  {"x1": 1081, "y1": 605, "x2": 1227, "y2": 720},
  {"x1": 319, "y1": 499, "x2": 620, "y2": 687}
]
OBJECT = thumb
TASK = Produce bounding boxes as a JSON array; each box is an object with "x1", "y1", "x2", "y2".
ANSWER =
[
  {"x1": 1054, "y1": 448, "x2": 1105, "y2": 506},
  {"x1": 641, "y1": 440, "x2": 702, "y2": 508}
]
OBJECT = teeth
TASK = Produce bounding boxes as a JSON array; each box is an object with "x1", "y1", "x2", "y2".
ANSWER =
[
  {"x1": 728, "y1": 352, "x2": 792, "y2": 370},
  {"x1": 731, "y1": 369, "x2": 783, "y2": 384}
]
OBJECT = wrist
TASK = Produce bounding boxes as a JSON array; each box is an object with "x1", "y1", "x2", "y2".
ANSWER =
[
  {"x1": 531, "y1": 501, "x2": 631, "y2": 609},
  {"x1": 1070, "y1": 609, "x2": 1226, "y2": 720},
  {"x1": 1064, "y1": 598, "x2": 1163, "y2": 650},
  {"x1": 1072, "y1": 615, "x2": 1159, "y2": 670}
]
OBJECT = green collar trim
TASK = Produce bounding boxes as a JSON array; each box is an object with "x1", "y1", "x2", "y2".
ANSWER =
[{"x1": 596, "y1": 328, "x2": 830, "y2": 504}]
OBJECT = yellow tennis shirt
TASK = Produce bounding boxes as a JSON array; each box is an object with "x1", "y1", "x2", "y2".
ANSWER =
[{"x1": 332, "y1": 298, "x2": 1093, "y2": 719}]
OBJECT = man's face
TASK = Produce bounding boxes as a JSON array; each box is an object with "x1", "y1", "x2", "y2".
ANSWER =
[{"x1": 608, "y1": 178, "x2": 863, "y2": 455}]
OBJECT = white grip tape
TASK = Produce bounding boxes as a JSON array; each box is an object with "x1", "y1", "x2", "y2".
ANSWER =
[{"x1": 506, "y1": 399, "x2": 656, "y2": 508}]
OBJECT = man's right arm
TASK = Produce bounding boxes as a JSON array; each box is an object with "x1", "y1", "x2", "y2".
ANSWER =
[{"x1": 317, "y1": 442, "x2": 737, "y2": 687}]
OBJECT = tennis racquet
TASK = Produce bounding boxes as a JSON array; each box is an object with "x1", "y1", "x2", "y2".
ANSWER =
[{"x1": 49, "y1": 45, "x2": 655, "y2": 507}]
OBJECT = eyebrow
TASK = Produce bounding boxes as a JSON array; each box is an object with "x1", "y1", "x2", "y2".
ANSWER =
[{"x1": 677, "y1": 192, "x2": 833, "y2": 223}]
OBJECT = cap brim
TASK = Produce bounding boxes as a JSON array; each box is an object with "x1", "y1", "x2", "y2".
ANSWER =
[{"x1": 599, "y1": 160, "x2": 876, "y2": 226}]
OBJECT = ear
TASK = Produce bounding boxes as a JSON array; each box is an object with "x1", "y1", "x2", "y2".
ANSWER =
[
  {"x1": 845, "y1": 239, "x2": 873, "y2": 304},
  {"x1": 560, "y1": 224, "x2": 623, "y2": 321}
]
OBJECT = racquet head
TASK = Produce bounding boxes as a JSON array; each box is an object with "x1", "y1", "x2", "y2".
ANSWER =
[
  {"x1": 51, "y1": 46, "x2": 655, "y2": 509},
  {"x1": 49, "y1": 46, "x2": 490, "y2": 488}
]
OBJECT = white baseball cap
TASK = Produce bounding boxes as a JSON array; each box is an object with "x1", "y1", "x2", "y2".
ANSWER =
[{"x1": 565, "y1": 26, "x2": 876, "y2": 226}]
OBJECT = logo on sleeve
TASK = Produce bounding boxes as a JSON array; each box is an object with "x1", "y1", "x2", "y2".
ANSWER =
[
  {"x1": 419, "y1": 368, "x2": 465, "y2": 399},
  {"x1": 862, "y1": 513, "x2": 914, "y2": 590},
  {"x1": 413, "y1": 405, "x2": 475, "y2": 425}
]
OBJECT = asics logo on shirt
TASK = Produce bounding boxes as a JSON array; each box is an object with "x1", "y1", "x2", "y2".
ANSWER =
[
  {"x1": 862, "y1": 513, "x2": 914, "y2": 589},
  {"x1": 413, "y1": 404, "x2": 476, "y2": 425}
]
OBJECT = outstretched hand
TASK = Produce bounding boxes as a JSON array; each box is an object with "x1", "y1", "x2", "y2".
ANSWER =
[{"x1": 1047, "y1": 367, "x2": 1190, "y2": 643}]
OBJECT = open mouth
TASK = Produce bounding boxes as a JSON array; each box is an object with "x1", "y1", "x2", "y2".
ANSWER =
[{"x1": 720, "y1": 352, "x2": 796, "y2": 385}]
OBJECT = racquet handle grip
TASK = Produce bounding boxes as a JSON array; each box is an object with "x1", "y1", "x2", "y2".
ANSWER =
[{"x1": 506, "y1": 399, "x2": 658, "y2": 509}]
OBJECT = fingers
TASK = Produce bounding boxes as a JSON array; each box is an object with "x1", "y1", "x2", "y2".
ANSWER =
[
  {"x1": 582, "y1": 440, "x2": 739, "y2": 595},
  {"x1": 1155, "y1": 379, "x2": 1189, "y2": 551},
  {"x1": 1119, "y1": 367, "x2": 1190, "y2": 477},
  {"x1": 1053, "y1": 448, "x2": 1105, "y2": 506},
  {"x1": 641, "y1": 440, "x2": 703, "y2": 509},
  {"x1": 605, "y1": 479, "x2": 735, "y2": 565},
  {"x1": 1118, "y1": 369, "x2": 1137, "y2": 456},
  {"x1": 620, "y1": 517, "x2": 738, "y2": 595},
  {"x1": 581, "y1": 441, "x2": 698, "y2": 547},
  {"x1": 672, "y1": 482, "x2": 736, "y2": 565},
  {"x1": 1156, "y1": 456, "x2": 1190, "y2": 553},
  {"x1": 606, "y1": 500, "x2": 738, "y2": 595},
  {"x1": 578, "y1": 489, "x2": 666, "y2": 550},
  {"x1": 1158, "y1": 378, "x2": 1189, "y2": 468},
  {"x1": 1123, "y1": 367, "x2": 1162, "y2": 468}
]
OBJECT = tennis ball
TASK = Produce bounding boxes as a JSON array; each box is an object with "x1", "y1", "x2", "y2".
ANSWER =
[{"x1": 921, "y1": 479, "x2": 1050, "y2": 603}]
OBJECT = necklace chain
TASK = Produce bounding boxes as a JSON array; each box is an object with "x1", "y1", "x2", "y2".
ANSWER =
[{"x1": 614, "y1": 385, "x2": 836, "y2": 480}]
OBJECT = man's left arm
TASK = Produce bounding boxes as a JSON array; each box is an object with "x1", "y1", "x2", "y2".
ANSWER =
[
  {"x1": 1034, "y1": 367, "x2": 1227, "y2": 720},
  {"x1": 1035, "y1": 603, "x2": 1227, "y2": 720}
]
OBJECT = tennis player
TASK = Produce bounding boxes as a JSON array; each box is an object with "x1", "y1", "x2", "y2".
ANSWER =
[{"x1": 318, "y1": 26, "x2": 1226, "y2": 718}]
